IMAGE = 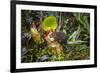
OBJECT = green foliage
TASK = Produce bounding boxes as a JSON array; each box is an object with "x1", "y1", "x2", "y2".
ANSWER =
[
  {"x1": 73, "y1": 13, "x2": 90, "y2": 33},
  {"x1": 43, "y1": 16, "x2": 58, "y2": 31},
  {"x1": 68, "y1": 25, "x2": 81, "y2": 42},
  {"x1": 21, "y1": 10, "x2": 90, "y2": 63}
]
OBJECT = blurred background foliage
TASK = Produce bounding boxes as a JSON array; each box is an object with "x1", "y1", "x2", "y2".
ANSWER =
[{"x1": 21, "y1": 10, "x2": 90, "y2": 63}]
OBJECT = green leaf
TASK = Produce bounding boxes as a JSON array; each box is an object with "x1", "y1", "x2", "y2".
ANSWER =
[
  {"x1": 43, "y1": 16, "x2": 58, "y2": 31},
  {"x1": 68, "y1": 25, "x2": 81, "y2": 42},
  {"x1": 68, "y1": 40, "x2": 88, "y2": 44},
  {"x1": 73, "y1": 13, "x2": 90, "y2": 33}
]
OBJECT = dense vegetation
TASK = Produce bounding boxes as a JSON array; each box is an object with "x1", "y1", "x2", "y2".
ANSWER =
[{"x1": 21, "y1": 10, "x2": 90, "y2": 63}]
